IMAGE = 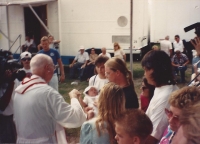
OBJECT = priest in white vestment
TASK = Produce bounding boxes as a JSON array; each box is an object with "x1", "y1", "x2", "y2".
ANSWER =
[{"x1": 13, "y1": 54, "x2": 88, "y2": 143}]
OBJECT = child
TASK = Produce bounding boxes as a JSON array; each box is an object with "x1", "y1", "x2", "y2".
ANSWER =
[
  {"x1": 115, "y1": 109, "x2": 153, "y2": 144},
  {"x1": 140, "y1": 77, "x2": 155, "y2": 112},
  {"x1": 79, "y1": 86, "x2": 99, "y2": 116}
]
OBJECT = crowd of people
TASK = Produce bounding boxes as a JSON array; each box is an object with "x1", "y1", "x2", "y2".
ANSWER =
[{"x1": 0, "y1": 33, "x2": 200, "y2": 144}]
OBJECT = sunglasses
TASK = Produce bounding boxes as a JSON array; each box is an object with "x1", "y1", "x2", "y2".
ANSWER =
[
  {"x1": 22, "y1": 58, "x2": 31, "y2": 61},
  {"x1": 165, "y1": 108, "x2": 179, "y2": 122}
]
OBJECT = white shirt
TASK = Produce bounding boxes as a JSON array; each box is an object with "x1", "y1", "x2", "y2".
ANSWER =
[
  {"x1": 160, "y1": 40, "x2": 172, "y2": 56},
  {"x1": 173, "y1": 40, "x2": 184, "y2": 52},
  {"x1": 114, "y1": 49, "x2": 125, "y2": 60},
  {"x1": 83, "y1": 95, "x2": 99, "y2": 116},
  {"x1": 75, "y1": 52, "x2": 89, "y2": 63},
  {"x1": 24, "y1": 39, "x2": 33, "y2": 47},
  {"x1": 99, "y1": 52, "x2": 111, "y2": 58},
  {"x1": 89, "y1": 75, "x2": 109, "y2": 90},
  {"x1": 14, "y1": 75, "x2": 86, "y2": 143},
  {"x1": 146, "y1": 85, "x2": 179, "y2": 140}
]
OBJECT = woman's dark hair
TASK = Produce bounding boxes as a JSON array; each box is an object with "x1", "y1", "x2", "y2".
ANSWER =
[
  {"x1": 143, "y1": 77, "x2": 155, "y2": 100},
  {"x1": 95, "y1": 56, "x2": 109, "y2": 66},
  {"x1": 175, "y1": 35, "x2": 180, "y2": 38},
  {"x1": 141, "y1": 50, "x2": 175, "y2": 87},
  {"x1": 90, "y1": 48, "x2": 96, "y2": 54},
  {"x1": 94, "y1": 56, "x2": 109, "y2": 74}
]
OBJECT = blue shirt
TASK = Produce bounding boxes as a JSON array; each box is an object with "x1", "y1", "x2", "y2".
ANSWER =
[
  {"x1": 38, "y1": 48, "x2": 60, "y2": 65},
  {"x1": 171, "y1": 53, "x2": 188, "y2": 65},
  {"x1": 80, "y1": 118, "x2": 110, "y2": 144},
  {"x1": 192, "y1": 56, "x2": 200, "y2": 73}
]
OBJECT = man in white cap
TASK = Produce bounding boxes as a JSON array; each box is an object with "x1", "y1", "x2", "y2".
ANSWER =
[
  {"x1": 20, "y1": 51, "x2": 32, "y2": 77},
  {"x1": 69, "y1": 46, "x2": 89, "y2": 80}
]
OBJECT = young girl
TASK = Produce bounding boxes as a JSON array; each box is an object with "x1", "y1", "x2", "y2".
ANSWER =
[
  {"x1": 80, "y1": 82, "x2": 125, "y2": 144},
  {"x1": 140, "y1": 77, "x2": 155, "y2": 112}
]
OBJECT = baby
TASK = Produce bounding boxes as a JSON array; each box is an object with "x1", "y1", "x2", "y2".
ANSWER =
[{"x1": 79, "y1": 86, "x2": 99, "y2": 117}]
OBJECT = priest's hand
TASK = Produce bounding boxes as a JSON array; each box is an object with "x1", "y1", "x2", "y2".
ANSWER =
[{"x1": 69, "y1": 89, "x2": 81, "y2": 99}]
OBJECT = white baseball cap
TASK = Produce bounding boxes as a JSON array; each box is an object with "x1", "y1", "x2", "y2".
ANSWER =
[
  {"x1": 20, "y1": 51, "x2": 32, "y2": 59},
  {"x1": 79, "y1": 46, "x2": 85, "y2": 50}
]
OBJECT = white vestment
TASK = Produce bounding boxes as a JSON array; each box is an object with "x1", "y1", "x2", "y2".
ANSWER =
[{"x1": 13, "y1": 75, "x2": 87, "y2": 143}]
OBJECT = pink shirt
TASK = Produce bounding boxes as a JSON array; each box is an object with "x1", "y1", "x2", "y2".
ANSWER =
[{"x1": 140, "y1": 94, "x2": 150, "y2": 112}]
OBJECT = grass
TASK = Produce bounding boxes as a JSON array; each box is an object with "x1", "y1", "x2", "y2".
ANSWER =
[{"x1": 59, "y1": 61, "x2": 192, "y2": 143}]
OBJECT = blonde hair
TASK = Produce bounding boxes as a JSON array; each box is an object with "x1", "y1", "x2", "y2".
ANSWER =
[
  {"x1": 96, "y1": 82, "x2": 125, "y2": 144},
  {"x1": 113, "y1": 42, "x2": 121, "y2": 51},
  {"x1": 180, "y1": 101, "x2": 200, "y2": 143},
  {"x1": 169, "y1": 86, "x2": 200, "y2": 109},
  {"x1": 105, "y1": 57, "x2": 134, "y2": 87},
  {"x1": 152, "y1": 45, "x2": 159, "y2": 50},
  {"x1": 48, "y1": 35, "x2": 54, "y2": 38},
  {"x1": 40, "y1": 36, "x2": 48, "y2": 42}
]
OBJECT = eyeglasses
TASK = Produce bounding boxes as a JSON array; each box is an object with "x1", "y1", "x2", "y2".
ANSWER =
[
  {"x1": 49, "y1": 64, "x2": 56, "y2": 71},
  {"x1": 22, "y1": 58, "x2": 31, "y2": 61},
  {"x1": 165, "y1": 108, "x2": 179, "y2": 122},
  {"x1": 52, "y1": 64, "x2": 56, "y2": 70}
]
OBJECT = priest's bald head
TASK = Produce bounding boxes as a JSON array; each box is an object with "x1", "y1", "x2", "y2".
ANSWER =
[{"x1": 30, "y1": 54, "x2": 56, "y2": 83}]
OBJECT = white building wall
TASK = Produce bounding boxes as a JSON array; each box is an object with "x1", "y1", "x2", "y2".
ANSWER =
[
  {"x1": 0, "y1": 6, "x2": 9, "y2": 50},
  {"x1": 150, "y1": 0, "x2": 200, "y2": 42},
  {"x1": 1, "y1": 0, "x2": 199, "y2": 57},
  {"x1": 0, "y1": 5, "x2": 25, "y2": 53},
  {"x1": 58, "y1": 0, "x2": 148, "y2": 56},
  {"x1": 8, "y1": 6, "x2": 25, "y2": 54},
  {"x1": 47, "y1": 1, "x2": 59, "y2": 40}
]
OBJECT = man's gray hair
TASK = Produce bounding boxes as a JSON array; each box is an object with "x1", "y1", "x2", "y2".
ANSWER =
[
  {"x1": 101, "y1": 47, "x2": 106, "y2": 50},
  {"x1": 30, "y1": 54, "x2": 53, "y2": 74},
  {"x1": 165, "y1": 36, "x2": 169, "y2": 40}
]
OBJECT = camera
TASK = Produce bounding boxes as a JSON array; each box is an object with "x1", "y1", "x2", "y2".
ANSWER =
[
  {"x1": 0, "y1": 50, "x2": 26, "y2": 86},
  {"x1": 184, "y1": 22, "x2": 200, "y2": 45},
  {"x1": 184, "y1": 22, "x2": 200, "y2": 37}
]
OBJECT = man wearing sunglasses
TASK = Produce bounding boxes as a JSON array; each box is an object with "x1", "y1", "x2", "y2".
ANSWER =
[
  {"x1": 20, "y1": 52, "x2": 32, "y2": 78},
  {"x1": 173, "y1": 35, "x2": 185, "y2": 53}
]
